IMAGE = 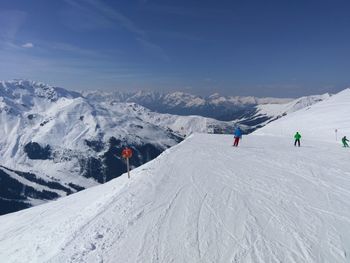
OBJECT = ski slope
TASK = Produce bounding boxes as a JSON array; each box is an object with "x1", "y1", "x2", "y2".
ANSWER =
[
  {"x1": 254, "y1": 89, "x2": 350, "y2": 142},
  {"x1": 0, "y1": 133, "x2": 350, "y2": 262}
]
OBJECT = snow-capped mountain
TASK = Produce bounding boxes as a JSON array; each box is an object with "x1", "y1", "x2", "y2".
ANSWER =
[
  {"x1": 0, "y1": 80, "x2": 232, "y2": 215},
  {"x1": 85, "y1": 90, "x2": 329, "y2": 130},
  {"x1": 84, "y1": 90, "x2": 293, "y2": 121},
  {"x1": 0, "y1": 88, "x2": 349, "y2": 262}
]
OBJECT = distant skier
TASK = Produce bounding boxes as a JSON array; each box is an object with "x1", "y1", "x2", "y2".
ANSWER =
[
  {"x1": 233, "y1": 127, "x2": 242, "y2": 147},
  {"x1": 342, "y1": 136, "x2": 349, "y2": 147},
  {"x1": 294, "y1": 132, "x2": 301, "y2": 147}
]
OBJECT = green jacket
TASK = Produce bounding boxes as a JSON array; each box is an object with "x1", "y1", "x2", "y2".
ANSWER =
[
  {"x1": 342, "y1": 137, "x2": 349, "y2": 143},
  {"x1": 294, "y1": 133, "x2": 301, "y2": 140}
]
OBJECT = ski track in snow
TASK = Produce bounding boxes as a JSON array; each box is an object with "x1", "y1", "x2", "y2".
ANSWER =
[{"x1": 0, "y1": 134, "x2": 350, "y2": 262}]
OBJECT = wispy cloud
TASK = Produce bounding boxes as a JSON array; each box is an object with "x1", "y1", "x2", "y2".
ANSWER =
[
  {"x1": 61, "y1": 0, "x2": 113, "y2": 31},
  {"x1": 0, "y1": 10, "x2": 27, "y2": 43},
  {"x1": 61, "y1": 0, "x2": 168, "y2": 61},
  {"x1": 62, "y1": 0, "x2": 145, "y2": 36},
  {"x1": 22, "y1": 42, "x2": 34, "y2": 48},
  {"x1": 49, "y1": 42, "x2": 105, "y2": 57},
  {"x1": 142, "y1": 4, "x2": 231, "y2": 18},
  {"x1": 151, "y1": 30, "x2": 204, "y2": 42},
  {"x1": 136, "y1": 37, "x2": 170, "y2": 62},
  {"x1": 85, "y1": 0, "x2": 146, "y2": 37}
]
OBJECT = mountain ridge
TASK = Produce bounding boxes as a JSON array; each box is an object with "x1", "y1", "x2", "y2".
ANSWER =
[{"x1": 84, "y1": 89, "x2": 293, "y2": 121}]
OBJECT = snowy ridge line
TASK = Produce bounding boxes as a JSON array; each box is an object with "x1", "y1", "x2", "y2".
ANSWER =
[
  {"x1": 84, "y1": 87, "x2": 295, "y2": 121},
  {"x1": 236, "y1": 92, "x2": 331, "y2": 132},
  {"x1": 254, "y1": 88, "x2": 350, "y2": 142}
]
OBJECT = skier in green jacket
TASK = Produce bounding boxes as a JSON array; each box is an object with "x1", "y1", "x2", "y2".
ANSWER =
[
  {"x1": 342, "y1": 136, "x2": 349, "y2": 147},
  {"x1": 294, "y1": 132, "x2": 301, "y2": 147}
]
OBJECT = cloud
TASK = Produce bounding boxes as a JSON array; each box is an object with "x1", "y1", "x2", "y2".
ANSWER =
[
  {"x1": 22, "y1": 42, "x2": 34, "y2": 48},
  {"x1": 85, "y1": 0, "x2": 146, "y2": 37},
  {"x1": 136, "y1": 37, "x2": 170, "y2": 62},
  {"x1": 61, "y1": 0, "x2": 114, "y2": 31},
  {"x1": 50, "y1": 42, "x2": 101, "y2": 57},
  {"x1": 62, "y1": 0, "x2": 168, "y2": 61},
  {"x1": 142, "y1": 4, "x2": 230, "y2": 18},
  {"x1": 0, "y1": 10, "x2": 27, "y2": 42},
  {"x1": 152, "y1": 30, "x2": 204, "y2": 42},
  {"x1": 62, "y1": 0, "x2": 145, "y2": 36}
]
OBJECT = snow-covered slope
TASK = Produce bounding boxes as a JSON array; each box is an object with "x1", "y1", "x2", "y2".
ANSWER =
[
  {"x1": 0, "y1": 80, "x2": 233, "y2": 214},
  {"x1": 254, "y1": 89, "x2": 350, "y2": 142},
  {"x1": 237, "y1": 93, "x2": 330, "y2": 132},
  {"x1": 256, "y1": 93, "x2": 330, "y2": 116},
  {"x1": 0, "y1": 89, "x2": 350, "y2": 262}
]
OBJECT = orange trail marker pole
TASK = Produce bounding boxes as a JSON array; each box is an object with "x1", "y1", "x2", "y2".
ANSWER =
[{"x1": 121, "y1": 147, "x2": 133, "y2": 179}]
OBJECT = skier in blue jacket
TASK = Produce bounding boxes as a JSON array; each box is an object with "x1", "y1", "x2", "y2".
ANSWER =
[{"x1": 233, "y1": 127, "x2": 242, "y2": 147}]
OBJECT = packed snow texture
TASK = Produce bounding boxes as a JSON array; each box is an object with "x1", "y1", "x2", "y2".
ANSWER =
[{"x1": 0, "y1": 88, "x2": 350, "y2": 262}]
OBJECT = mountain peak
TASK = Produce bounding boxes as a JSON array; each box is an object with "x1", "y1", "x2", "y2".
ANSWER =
[
  {"x1": 208, "y1": 93, "x2": 221, "y2": 99},
  {"x1": 0, "y1": 79, "x2": 80, "y2": 102}
]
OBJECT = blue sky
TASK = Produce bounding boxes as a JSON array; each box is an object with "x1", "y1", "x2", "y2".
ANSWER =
[{"x1": 0, "y1": 0, "x2": 350, "y2": 97}]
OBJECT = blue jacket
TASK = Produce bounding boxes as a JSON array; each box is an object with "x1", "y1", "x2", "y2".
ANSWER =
[{"x1": 234, "y1": 128, "x2": 242, "y2": 138}]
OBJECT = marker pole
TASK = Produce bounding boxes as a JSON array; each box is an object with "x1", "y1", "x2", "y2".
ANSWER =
[
  {"x1": 335, "y1": 129, "x2": 338, "y2": 141},
  {"x1": 126, "y1": 158, "x2": 130, "y2": 179}
]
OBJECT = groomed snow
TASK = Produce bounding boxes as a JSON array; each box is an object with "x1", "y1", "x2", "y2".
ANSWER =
[{"x1": 0, "y1": 133, "x2": 349, "y2": 262}]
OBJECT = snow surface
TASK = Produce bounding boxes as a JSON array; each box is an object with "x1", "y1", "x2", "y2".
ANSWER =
[
  {"x1": 236, "y1": 93, "x2": 330, "y2": 131},
  {"x1": 255, "y1": 89, "x2": 350, "y2": 142},
  {"x1": 256, "y1": 93, "x2": 330, "y2": 117},
  {"x1": 1, "y1": 85, "x2": 349, "y2": 262},
  {"x1": 0, "y1": 88, "x2": 350, "y2": 262}
]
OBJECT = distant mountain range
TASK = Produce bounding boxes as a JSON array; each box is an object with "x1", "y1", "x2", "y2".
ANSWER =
[
  {"x1": 84, "y1": 90, "x2": 293, "y2": 121},
  {"x1": 85, "y1": 89, "x2": 330, "y2": 132}
]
